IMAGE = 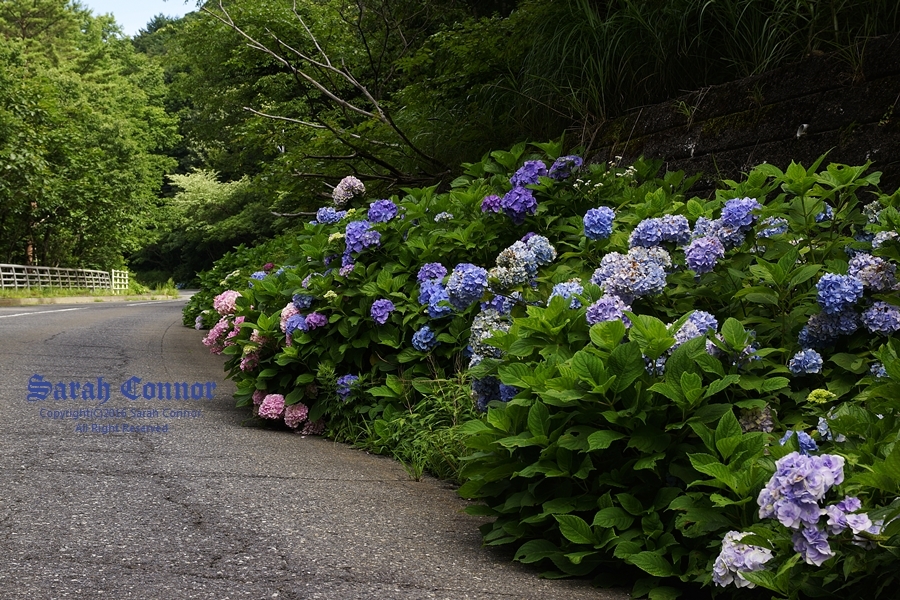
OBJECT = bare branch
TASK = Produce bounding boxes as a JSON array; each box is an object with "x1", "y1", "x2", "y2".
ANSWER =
[
  {"x1": 243, "y1": 107, "x2": 325, "y2": 128},
  {"x1": 270, "y1": 211, "x2": 317, "y2": 217}
]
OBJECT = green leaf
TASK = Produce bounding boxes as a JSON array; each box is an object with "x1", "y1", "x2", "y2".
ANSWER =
[
  {"x1": 592, "y1": 507, "x2": 635, "y2": 530},
  {"x1": 514, "y1": 539, "x2": 560, "y2": 564},
  {"x1": 720, "y1": 318, "x2": 747, "y2": 350},
  {"x1": 571, "y1": 350, "x2": 610, "y2": 388},
  {"x1": 761, "y1": 377, "x2": 790, "y2": 392},
  {"x1": 634, "y1": 453, "x2": 665, "y2": 471},
  {"x1": 588, "y1": 430, "x2": 626, "y2": 451},
  {"x1": 628, "y1": 552, "x2": 674, "y2": 577},
  {"x1": 648, "y1": 587, "x2": 682, "y2": 600},
  {"x1": 590, "y1": 320, "x2": 627, "y2": 350},
  {"x1": 703, "y1": 374, "x2": 741, "y2": 398},
  {"x1": 616, "y1": 493, "x2": 644, "y2": 516},
  {"x1": 555, "y1": 515, "x2": 596, "y2": 545},
  {"x1": 715, "y1": 410, "x2": 742, "y2": 444},
  {"x1": 528, "y1": 401, "x2": 550, "y2": 438}
]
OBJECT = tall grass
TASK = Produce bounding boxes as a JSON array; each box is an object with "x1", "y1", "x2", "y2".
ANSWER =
[{"x1": 497, "y1": 0, "x2": 900, "y2": 142}]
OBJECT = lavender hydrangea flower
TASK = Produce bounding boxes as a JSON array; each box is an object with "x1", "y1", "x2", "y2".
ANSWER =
[
  {"x1": 549, "y1": 279, "x2": 584, "y2": 308},
  {"x1": 367, "y1": 199, "x2": 398, "y2": 223},
  {"x1": 370, "y1": 299, "x2": 395, "y2": 325},
  {"x1": 586, "y1": 294, "x2": 632, "y2": 327},
  {"x1": 446, "y1": 263, "x2": 489, "y2": 309},
  {"x1": 591, "y1": 248, "x2": 668, "y2": 302},
  {"x1": 816, "y1": 273, "x2": 863, "y2": 315},
  {"x1": 336, "y1": 374, "x2": 358, "y2": 401},
  {"x1": 316, "y1": 207, "x2": 347, "y2": 224},
  {"x1": 344, "y1": 220, "x2": 381, "y2": 254},
  {"x1": 685, "y1": 236, "x2": 725, "y2": 274},
  {"x1": 412, "y1": 325, "x2": 439, "y2": 351},
  {"x1": 779, "y1": 430, "x2": 819, "y2": 455},
  {"x1": 305, "y1": 312, "x2": 327, "y2": 330},
  {"x1": 510, "y1": 160, "x2": 547, "y2": 187},
  {"x1": 873, "y1": 230, "x2": 899, "y2": 248},
  {"x1": 694, "y1": 217, "x2": 746, "y2": 249},
  {"x1": 848, "y1": 253, "x2": 896, "y2": 291},
  {"x1": 757, "y1": 451, "x2": 844, "y2": 530},
  {"x1": 862, "y1": 301, "x2": 900, "y2": 334},
  {"x1": 721, "y1": 197, "x2": 762, "y2": 230},
  {"x1": 332, "y1": 175, "x2": 365, "y2": 206},
  {"x1": 481, "y1": 194, "x2": 502, "y2": 213},
  {"x1": 789, "y1": 349, "x2": 823, "y2": 375},
  {"x1": 712, "y1": 531, "x2": 774, "y2": 588},
  {"x1": 417, "y1": 262, "x2": 447, "y2": 283},
  {"x1": 548, "y1": 155, "x2": 583, "y2": 180},
  {"x1": 792, "y1": 527, "x2": 835, "y2": 566},
  {"x1": 500, "y1": 187, "x2": 538, "y2": 224},
  {"x1": 584, "y1": 207, "x2": 615, "y2": 240},
  {"x1": 671, "y1": 311, "x2": 718, "y2": 350}
]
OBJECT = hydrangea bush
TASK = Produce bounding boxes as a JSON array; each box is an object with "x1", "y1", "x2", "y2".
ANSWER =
[{"x1": 186, "y1": 141, "x2": 900, "y2": 598}]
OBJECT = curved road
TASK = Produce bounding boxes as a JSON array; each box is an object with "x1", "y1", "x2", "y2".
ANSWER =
[{"x1": 0, "y1": 299, "x2": 626, "y2": 599}]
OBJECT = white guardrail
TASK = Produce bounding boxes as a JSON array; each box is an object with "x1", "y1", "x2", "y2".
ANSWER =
[{"x1": 0, "y1": 264, "x2": 129, "y2": 294}]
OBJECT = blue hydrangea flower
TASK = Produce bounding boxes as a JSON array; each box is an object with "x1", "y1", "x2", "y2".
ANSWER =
[
  {"x1": 629, "y1": 218, "x2": 664, "y2": 247},
  {"x1": 370, "y1": 299, "x2": 395, "y2": 325},
  {"x1": 816, "y1": 273, "x2": 863, "y2": 315},
  {"x1": 757, "y1": 216, "x2": 788, "y2": 238},
  {"x1": 871, "y1": 362, "x2": 889, "y2": 378},
  {"x1": 469, "y1": 308, "x2": 510, "y2": 359},
  {"x1": 292, "y1": 294, "x2": 314, "y2": 310},
  {"x1": 345, "y1": 220, "x2": 381, "y2": 253},
  {"x1": 584, "y1": 207, "x2": 615, "y2": 240},
  {"x1": 472, "y1": 376, "x2": 501, "y2": 412},
  {"x1": 526, "y1": 235, "x2": 556, "y2": 265},
  {"x1": 367, "y1": 199, "x2": 398, "y2": 223},
  {"x1": 480, "y1": 294, "x2": 515, "y2": 314},
  {"x1": 418, "y1": 280, "x2": 444, "y2": 305},
  {"x1": 499, "y1": 384, "x2": 519, "y2": 402},
  {"x1": 500, "y1": 187, "x2": 538, "y2": 224},
  {"x1": 481, "y1": 194, "x2": 501, "y2": 213},
  {"x1": 548, "y1": 155, "x2": 583, "y2": 180},
  {"x1": 417, "y1": 263, "x2": 447, "y2": 283},
  {"x1": 412, "y1": 326, "x2": 439, "y2": 351},
  {"x1": 248, "y1": 271, "x2": 266, "y2": 288},
  {"x1": 721, "y1": 197, "x2": 762, "y2": 230},
  {"x1": 427, "y1": 286, "x2": 453, "y2": 319},
  {"x1": 591, "y1": 248, "x2": 668, "y2": 302},
  {"x1": 815, "y1": 203, "x2": 834, "y2": 223},
  {"x1": 316, "y1": 207, "x2": 348, "y2": 224},
  {"x1": 586, "y1": 294, "x2": 631, "y2": 327},
  {"x1": 873, "y1": 231, "x2": 899, "y2": 248},
  {"x1": 862, "y1": 301, "x2": 900, "y2": 334},
  {"x1": 779, "y1": 430, "x2": 819, "y2": 455},
  {"x1": 694, "y1": 217, "x2": 745, "y2": 249},
  {"x1": 336, "y1": 374, "x2": 358, "y2": 401},
  {"x1": 685, "y1": 236, "x2": 725, "y2": 274},
  {"x1": 798, "y1": 309, "x2": 860, "y2": 348},
  {"x1": 789, "y1": 349, "x2": 823, "y2": 374},
  {"x1": 510, "y1": 160, "x2": 547, "y2": 187},
  {"x1": 659, "y1": 214, "x2": 691, "y2": 245},
  {"x1": 284, "y1": 313, "x2": 308, "y2": 338},
  {"x1": 671, "y1": 311, "x2": 718, "y2": 350},
  {"x1": 644, "y1": 355, "x2": 667, "y2": 376},
  {"x1": 433, "y1": 212, "x2": 453, "y2": 222},
  {"x1": 446, "y1": 263, "x2": 489, "y2": 309},
  {"x1": 549, "y1": 279, "x2": 584, "y2": 308},
  {"x1": 274, "y1": 265, "x2": 295, "y2": 277}
]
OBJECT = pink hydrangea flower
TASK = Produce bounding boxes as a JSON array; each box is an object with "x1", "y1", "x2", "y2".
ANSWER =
[
  {"x1": 284, "y1": 402, "x2": 309, "y2": 428},
  {"x1": 301, "y1": 419, "x2": 325, "y2": 435},
  {"x1": 280, "y1": 303, "x2": 300, "y2": 332},
  {"x1": 202, "y1": 317, "x2": 231, "y2": 354},
  {"x1": 258, "y1": 394, "x2": 285, "y2": 419},
  {"x1": 250, "y1": 330, "x2": 268, "y2": 345},
  {"x1": 225, "y1": 316, "x2": 245, "y2": 347},
  {"x1": 240, "y1": 351, "x2": 259, "y2": 372},
  {"x1": 213, "y1": 290, "x2": 242, "y2": 315},
  {"x1": 252, "y1": 390, "x2": 266, "y2": 406}
]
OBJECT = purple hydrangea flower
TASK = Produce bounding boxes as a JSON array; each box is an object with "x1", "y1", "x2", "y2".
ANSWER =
[
  {"x1": 316, "y1": 207, "x2": 347, "y2": 224},
  {"x1": 548, "y1": 155, "x2": 583, "y2": 180},
  {"x1": 339, "y1": 263, "x2": 355, "y2": 277},
  {"x1": 721, "y1": 197, "x2": 762, "y2": 230},
  {"x1": 510, "y1": 160, "x2": 547, "y2": 187},
  {"x1": 370, "y1": 299, "x2": 395, "y2": 325},
  {"x1": 446, "y1": 263, "x2": 489, "y2": 309},
  {"x1": 336, "y1": 374, "x2": 358, "y2": 401},
  {"x1": 344, "y1": 220, "x2": 381, "y2": 254},
  {"x1": 549, "y1": 279, "x2": 584, "y2": 309},
  {"x1": 816, "y1": 273, "x2": 863, "y2": 315},
  {"x1": 862, "y1": 301, "x2": 900, "y2": 334},
  {"x1": 712, "y1": 531, "x2": 774, "y2": 589},
  {"x1": 305, "y1": 312, "x2": 328, "y2": 330},
  {"x1": 584, "y1": 207, "x2": 615, "y2": 240},
  {"x1": 367, "y1": 199, "x2": 398, "y2": 223},
  {"x1": 758, "y1": 451, "x2": 844, "y2": 530},
  {"x1": 500, "y1": 187, "x2": 538, "y2": 224},
  {"x1": 481, "y1": 194, "x2": 502, "y2": 213},
  {"x1": 789, "y1": 349, "x2": 823, "y2": 375},
  {"x1": 685, "y1": 235, "x2": 725, "y2": 274},
  {"x1": 417, "y1": 263, "x2": 447, "y2": 283},
  {"x1": 411, "y1": 325, "x2": 439, "y2": 351},
  {"x1": 586, "y1": 294, "x2": 632, "y2": 327},
  {"x1": 792, "y1": 527, "x2": 835, "y2": 566}
]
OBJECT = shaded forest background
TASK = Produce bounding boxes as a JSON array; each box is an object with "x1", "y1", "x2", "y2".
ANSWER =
[{"x1": 1, "y1": 0, "x2": 898, "y2": 283}]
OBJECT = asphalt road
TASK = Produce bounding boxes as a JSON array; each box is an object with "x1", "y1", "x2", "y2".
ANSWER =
[{"x1": 0, "y1": 299, "x2": 627, "y2": 600}]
